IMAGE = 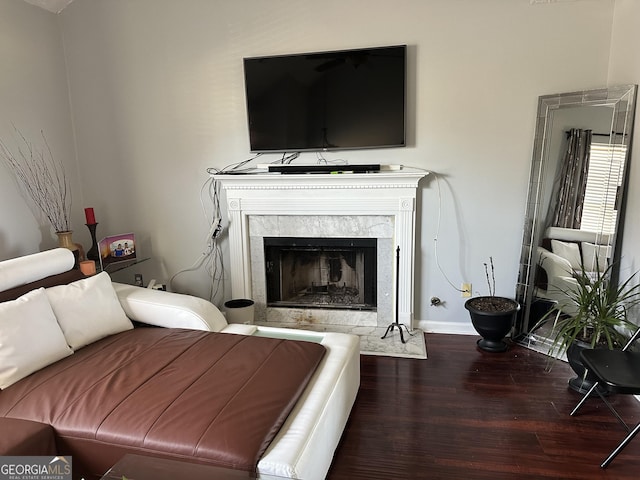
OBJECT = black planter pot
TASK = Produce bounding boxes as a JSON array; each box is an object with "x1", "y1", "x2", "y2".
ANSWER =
[
  {"x1": 465, "y1": 296, "x2": 519, "y2": 353},
  {"x1": 566, "y1": 340, "x2": 608, "y2": 395}
]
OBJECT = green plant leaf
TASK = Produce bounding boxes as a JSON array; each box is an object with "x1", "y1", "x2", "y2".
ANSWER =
[{"x1": 530, "y1": 260, "x2": 640, "y2": 367}]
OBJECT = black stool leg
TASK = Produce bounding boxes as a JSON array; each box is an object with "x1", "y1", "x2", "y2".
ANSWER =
[
  {"x1": 570, "y1": 381, "x2": 599, "y2": 416},
  {"x1": 602, "y1": 422, "x2": 640, "y2": 468}
]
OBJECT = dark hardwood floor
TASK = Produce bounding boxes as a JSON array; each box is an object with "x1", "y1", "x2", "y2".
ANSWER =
[{"x1": 327, "y1": 333, "x2": 640, "y2": 479}]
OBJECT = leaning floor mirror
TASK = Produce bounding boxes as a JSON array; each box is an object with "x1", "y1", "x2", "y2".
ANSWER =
[{"x1": 514, "y1": 84, "x2": 638, "y2": 350}]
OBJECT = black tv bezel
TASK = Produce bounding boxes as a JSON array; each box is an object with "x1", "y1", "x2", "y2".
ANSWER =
[{"x1": 243, "y1": 44, "x2": 407, "y2": 154}]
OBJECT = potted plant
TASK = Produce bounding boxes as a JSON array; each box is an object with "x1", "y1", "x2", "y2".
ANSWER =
[
  {"x1": 0, "y1": 129, "x2": 75, "y2": 254},
  {"x1": 531, "y1": 261, "x2": 640, "y2": 393},
  {"x1": 465, "y1": 257, "x2": 520, "y2": 352}
]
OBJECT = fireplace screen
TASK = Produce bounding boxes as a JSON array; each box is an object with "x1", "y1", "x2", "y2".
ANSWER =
[{"x1": 264, "y1": 237, "x2": 377, "y2": 310}]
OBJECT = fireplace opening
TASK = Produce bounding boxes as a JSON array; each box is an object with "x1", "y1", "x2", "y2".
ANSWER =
[{"x1": 264, "y1": 237, "x2": 377, "y2": 311}]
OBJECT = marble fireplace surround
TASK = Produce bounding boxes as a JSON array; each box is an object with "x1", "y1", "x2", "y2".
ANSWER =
[{"x1": 215, "y1": 169, "x2": 427, "y2": 329}]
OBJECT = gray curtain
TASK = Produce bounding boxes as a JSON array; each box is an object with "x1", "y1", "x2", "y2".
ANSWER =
[{"x1": 546, "y1": 128, "x2": 592, "y2": 230}]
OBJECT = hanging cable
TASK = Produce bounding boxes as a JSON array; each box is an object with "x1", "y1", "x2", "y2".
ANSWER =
[
  {"x1": 169, "y1": 175, "x2": 225, "y2": 306},
  {"x1": 172, "y1": 154, "x2": 274, "y2": 303},
  {"x1": 432, "y1": 172, "x2": 465, "y2": 293}
]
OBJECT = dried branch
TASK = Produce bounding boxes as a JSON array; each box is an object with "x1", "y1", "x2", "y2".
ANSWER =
[
  {"x1": 0, "y1": 128, "x2": 71, "y2": 232},
  {"x1": 484, "y1": 257, "x2": 496, "y2": 296}
]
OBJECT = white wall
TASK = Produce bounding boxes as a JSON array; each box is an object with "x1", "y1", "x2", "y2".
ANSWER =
[
  {"x1": 609, "y1": 0, "x2": 640, "y2": 282},
  {"x1": 0, "y1": 0, "x2": 80, "y2": 260},
  {"x1": 3, "y1": 0, "x2": 625, "y2": 334}
]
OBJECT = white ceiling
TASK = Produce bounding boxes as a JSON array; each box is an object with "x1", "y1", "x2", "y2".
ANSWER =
[
  {"x1": 20, "y1": 0, "x2": 599, "y2": 14},
  {"x1": 22, "y1": 0, "x2": 74, "y2": 14}
]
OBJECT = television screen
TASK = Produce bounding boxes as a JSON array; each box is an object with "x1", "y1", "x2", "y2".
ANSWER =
[{"x1": 243, "y1": 45, "x2": 406, "y2": 153}]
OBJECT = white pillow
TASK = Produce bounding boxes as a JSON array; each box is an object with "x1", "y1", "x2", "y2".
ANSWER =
[
  {"x1": 0, "y1": 288, "x2": 73, "y2": 389},
  {"x1": 112, "y1": 282, "x2": 228, "y2": 332},
  {"x1": 46, "y1": 271, "x2": 133, "y2": 349},
  {"x1": 550, "y1": 240, "x2": 582, "y2": 270},
  {"x1": 581, "y1": 242, "x2": 611, "y2": 272},
  {"x1": 0, "y1": 248, "x2": 74, "y2": 292}
]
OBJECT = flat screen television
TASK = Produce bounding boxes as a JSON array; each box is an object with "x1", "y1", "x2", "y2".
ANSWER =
[{"x1": 243, "y1": 45, "x2": 406, "y2": 153}]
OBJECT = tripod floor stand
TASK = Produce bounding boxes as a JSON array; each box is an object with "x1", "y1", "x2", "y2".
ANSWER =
[{"x1": 381, "y1": 246, "x2": 413, "y2": 344}]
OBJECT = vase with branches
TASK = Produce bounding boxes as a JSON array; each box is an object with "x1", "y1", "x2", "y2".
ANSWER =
[
  {"x1": 0, "y1": 128, "x2": 74, "y2": 247},
  {"x1": 465, "y1": 257, "x2": 520, "y2": 352}
]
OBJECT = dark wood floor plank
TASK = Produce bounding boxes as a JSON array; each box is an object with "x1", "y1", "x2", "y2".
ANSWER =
[{"x1": 327, "y1": 333, "x2": 640, "y2": 479}]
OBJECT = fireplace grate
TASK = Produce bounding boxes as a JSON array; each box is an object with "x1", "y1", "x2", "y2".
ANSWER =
[{"x1": 264, "y1": 237, "x2": 377, "y2": 311}]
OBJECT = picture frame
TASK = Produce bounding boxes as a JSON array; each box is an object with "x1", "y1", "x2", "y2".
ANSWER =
[{"x1": 98, "y1": 233, "x2": 136, "y2": 270}]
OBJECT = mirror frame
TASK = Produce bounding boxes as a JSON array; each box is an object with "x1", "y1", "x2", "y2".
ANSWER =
[{"x1": 514, "y1": 84, "x2": 638, "y2": 340}]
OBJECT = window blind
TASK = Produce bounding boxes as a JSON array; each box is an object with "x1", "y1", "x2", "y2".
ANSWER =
[{"x1": 580, "y1": 142, "x2": 626, "y2": 235}]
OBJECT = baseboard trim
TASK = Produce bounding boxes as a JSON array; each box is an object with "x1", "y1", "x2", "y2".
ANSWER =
[{"x1": 417, "y1": 320, "x2": 477, "y2": 336}]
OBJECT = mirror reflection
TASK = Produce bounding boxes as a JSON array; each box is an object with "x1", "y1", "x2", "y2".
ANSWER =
[{"x1": 515, "y1": 85, "x2": 637, "y2": 345}]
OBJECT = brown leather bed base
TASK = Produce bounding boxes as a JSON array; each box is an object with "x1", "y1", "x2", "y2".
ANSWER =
[{"x1": 0, "y1": 328, "x2": 325, "y2": 477}]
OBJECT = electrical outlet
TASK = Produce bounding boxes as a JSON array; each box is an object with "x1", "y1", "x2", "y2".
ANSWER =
[{"x1": 461, "y1": 283, "x2": 472, "y2": 298}]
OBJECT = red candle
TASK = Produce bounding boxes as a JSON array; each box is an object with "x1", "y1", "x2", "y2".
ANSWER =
[{"x1": 84, "y1": 207, "x2": 96, "y2": 224}]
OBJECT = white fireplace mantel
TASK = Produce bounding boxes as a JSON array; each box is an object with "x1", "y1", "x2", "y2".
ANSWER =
[{"x1": 214, "y1": 169, "x2": 428, "y2": 327}]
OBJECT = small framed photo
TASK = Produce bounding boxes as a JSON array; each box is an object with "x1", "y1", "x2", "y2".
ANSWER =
[{"x1": 99, "y1": 233, "x2": 136, "y2": 270}]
